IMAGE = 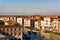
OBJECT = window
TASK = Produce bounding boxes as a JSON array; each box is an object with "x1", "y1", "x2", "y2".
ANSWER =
[
  {"x1": 46, "y1": 20, "x2": 48, "y2": 22},
  {"x1": 19, "y1": 32, "x2": 21, "y2": 35},
  {"x1": 15, "y1": 28, "x2": 16, "y2": 31},
  {"x1": 14, "y1": 32, "x2": 16, "y2": 36},
  {"x1": 7, "y1": 28, "x2": 9, "y2": 31},
  {"x1": 11, "y1": 28, "x2": 12, "y2": 31},
  {"x1": 19, "y1": 28, "x2": 21, "y2": 31},
  {"x1": 11, "y1": 33, "x2": 13, "y2": 36}
]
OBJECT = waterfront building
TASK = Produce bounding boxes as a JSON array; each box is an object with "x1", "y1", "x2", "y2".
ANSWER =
[
  {"x1": 9, "y1": 16, "x2": 16, "y2": 21},
  {"x1": 17, "y1": 16, "x2": 22, "y2": 25},
  {"x1": 52, "y1": 18, "x2": 59, "y2": 32},
  {"x1": 58, "y1": 18, "x2": 60, "y2": 33},
  {"x1": 30, "y1": 15, "x2": 41, "y2": 30},
  {"x1": 24, "y1": 17, "x2": 31, "y2": 27},
  {"x1": 0, "y1": 16, "x2": 16, "y2": 21},
  {"x1": 0, "y1": 24, "x2": 22, "y2": 40},
  {"x1": 44, "y1": 16, "x2": 51, "y2": 27},
  {"x1": 35, "y1": 20, "x2": 40, "y2": 30},
  {"x1": 41, "y1": 20, "x2": 45, "y2": 30},
  {"x1": 43, "y1": 16, "x2": 58, "y2": 31},
  {"x1": 2, "y1": 17, "x2": 9, "y2": 21},
  {"x1": 0, "y1": 16, "x2": 22, "y2": 40}
]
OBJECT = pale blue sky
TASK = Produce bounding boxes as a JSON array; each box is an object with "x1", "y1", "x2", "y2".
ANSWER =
[{"x1": 0, "y1": 0, "x2": 60, "y2": 15}]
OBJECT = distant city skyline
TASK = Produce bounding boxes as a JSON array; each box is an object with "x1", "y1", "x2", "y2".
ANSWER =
[{"x1": 0, "y1": 0, "x2": 60, "y2": 15}]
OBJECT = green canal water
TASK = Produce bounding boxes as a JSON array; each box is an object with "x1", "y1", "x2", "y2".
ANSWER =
[
  {"x1": 40, "y1": 31, "x2": 60, "y2": 40},
  {"x1": 24, "y1": 27, "x2": 60, "y2": 40}
]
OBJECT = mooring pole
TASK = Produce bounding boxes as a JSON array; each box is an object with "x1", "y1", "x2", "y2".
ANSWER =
[{"x1": 22, "y1": 17, "x2": 24, "y2": 40}]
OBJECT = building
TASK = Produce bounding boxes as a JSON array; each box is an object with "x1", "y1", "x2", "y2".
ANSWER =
[
  {"x1": 9, "y1": 16, "x2": 16, "y2": 21},
  {"x1": 52, "y1": 18, "x2": 59, "y2": 32},
  {"x1": 43, "y1": 16, "x2": 51, "y2": 31},
  {"x1": 35, "y1": 20, "x2": 40, "y2": 30},
  {"x1": 41, "y1": 20, "x2": 45, "y2": 30},
  {"x1": 43, "y1": 16, "x2": 58, "y2": 31},
  {"x1": 44, "y1": 16, "x2": 51, "y2": 27},
  {"x1": 17, "y1": 16, "x2": 22, "y2": 25},
  {"x1": 24, "y1": 17, "x2": 31, "y2": 27},
  {"x1": 56, "y1": 18, "x2": 60, "y2": 33},
  {"x1": 57, "y1": 18, "x2": 60, "y2": 33},
  {"x1": 0, "y1": 16, "x2": 16, "y2": 22},
  {"x1": 0, "y1": 16, "x2": 17, "y2": 26},
  {"x1": 0, "y1": 25, "x2": 22, "y2": 40},
  {"x1": 0, "y1": 16, "x2": 22, "y2": 40},
  {"x1": 30, "y1": 15, "x2": 41, "y2": 30}
]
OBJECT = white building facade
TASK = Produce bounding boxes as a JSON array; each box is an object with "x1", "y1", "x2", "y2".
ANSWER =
[
  {"x1": 35, "y1": 21, "x2": 40, "y2": 30},
  {"x1": 24, "y1": 18, "x2": 31, "y2": 27},
  {"x1": 44, "y1": 17, "x2": 51, "y2": 27},
  {"x1": 17, "y1": 17, "x2": 22, "y2": 25},
  {"x1": 52, "y1": 19, "x2": 59, "y2": 32},
  {"x1": 41, "y1": 20, "x2": 45, "y2": 30}
]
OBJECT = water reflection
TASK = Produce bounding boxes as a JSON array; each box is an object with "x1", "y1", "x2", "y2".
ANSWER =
[
  {"x1": 41, "y1": 31, "x2": 60, "y2": 40},
  {"x1": 23, "y1": 31, "x2": 44, "y2": 40}
]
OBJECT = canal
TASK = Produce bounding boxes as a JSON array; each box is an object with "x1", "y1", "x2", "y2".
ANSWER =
[
  {"x1": 24, "y1": 27, "x2": 60, "y2": 40},
  {"x1": 40, "y1": 30, "x2": 60, "y2": 40}
]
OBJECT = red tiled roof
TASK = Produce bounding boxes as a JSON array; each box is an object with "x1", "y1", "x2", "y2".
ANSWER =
[{"x1": 44, "y1": 15, "x2": 58, "y2": 18}]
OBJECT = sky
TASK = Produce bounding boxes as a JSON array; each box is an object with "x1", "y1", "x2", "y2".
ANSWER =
[{"x1": 0, "y1": 0, "x2": 60, "y2": 15}]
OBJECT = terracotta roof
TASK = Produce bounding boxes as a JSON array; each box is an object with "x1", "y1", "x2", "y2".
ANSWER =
[
  {"x1": 44, "y1": 15, "x2": 58, "y2": 18},
  {"x1": 24, "y1": 18, "x2": 31, "y2": 20},
  {"x1": 58, "y1": 18, "x2": 60, "y2": 20},
  {"x1": 41, "y1": 20, "x2": 44, "y2": 21}
]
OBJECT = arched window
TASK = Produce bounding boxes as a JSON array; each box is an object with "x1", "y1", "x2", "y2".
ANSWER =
[
  {"x1": 7, "y1": 28, "x2": 9, "y2": 31},
  {"x1": 19, "y1": 28, "x2": 21, "y2": 31},
  {"x1": 14, "y1": 32, "x2": 16, "y2": 36},
  {"x1": 11, "y1": 28, "x2": 12, "y2": 31},
  {"x1": 19, "y1": 32, "x2": 21, "y2": 35},
  {"x1": 15, "y1": 28, "x2": 16, "y2": 31},
  {"x1": 11, "y1": 33, "x2": 13, "y2": 36}
]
